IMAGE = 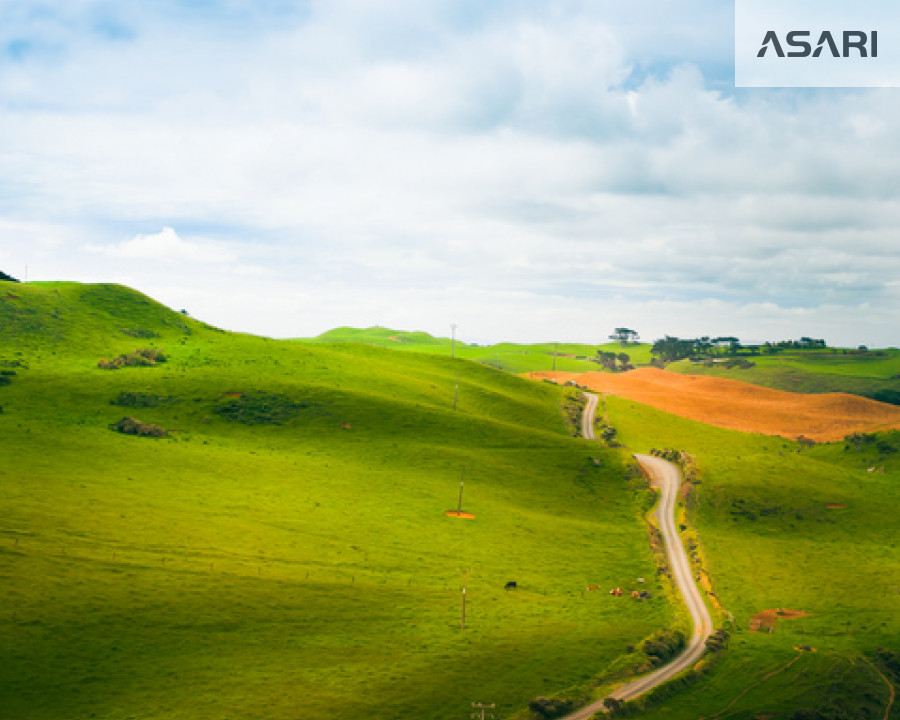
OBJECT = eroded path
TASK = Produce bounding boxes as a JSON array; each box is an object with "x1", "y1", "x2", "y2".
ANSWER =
[{"x1": 563, "y1": 394, "x2": 714, "y2": 718}]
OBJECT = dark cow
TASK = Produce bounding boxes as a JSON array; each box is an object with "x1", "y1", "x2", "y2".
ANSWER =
[{"x1": 504, "y1": 581, "x2": 517, "y2": 590}]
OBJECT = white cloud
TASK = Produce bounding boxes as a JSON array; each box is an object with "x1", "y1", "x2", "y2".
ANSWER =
[
  {"x1": 83, "y1": 227, "x2": 236, "y2": 264},
  {"x1": 0, "y1": 2, "x2": 899, "y2": 346}
]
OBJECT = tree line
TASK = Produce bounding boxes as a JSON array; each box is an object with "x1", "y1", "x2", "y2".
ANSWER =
[
  {"x1": 595, "y1": 328, "x2": 829, "y2": 371},
  {"x1": 650, "y1": 335, "x2": 826, "y2": 363}
]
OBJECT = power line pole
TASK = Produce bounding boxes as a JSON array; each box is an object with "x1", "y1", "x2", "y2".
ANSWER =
[
  {"x1": 456, "y1": 466, "x2": 465, "y2": 513},
  {"x1": 471, "y1": 702, "x2": 496, "y2": 720},
  {"x1": 553, "y1": 342, "x2": 558, "y2": 371},
  {"x1": 459, "y1": 569, "x2": 470, "y2": 630},
  {"x1": 451, "y1": 324, "x2": 457, "y2": 358}
]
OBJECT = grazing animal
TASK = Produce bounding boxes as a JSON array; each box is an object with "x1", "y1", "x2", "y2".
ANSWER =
[
  {"x1": 609, "y1": 588, "x2": 623, "y2": 596},
  {"x1": 586, "y1": 585, "x2": 602, "y2": 591},
  {"x1": 504, "y1": 581, "x2": 517, "y2": 590}
]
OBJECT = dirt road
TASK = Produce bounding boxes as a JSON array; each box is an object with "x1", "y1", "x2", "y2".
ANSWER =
[{"x1": 562, "y1": 395, "x2": 714, "y2": 718}]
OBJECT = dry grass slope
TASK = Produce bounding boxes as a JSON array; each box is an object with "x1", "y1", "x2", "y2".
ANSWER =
[{"x1": 535, "y1": 367, "x2": 900, "y2": 442}]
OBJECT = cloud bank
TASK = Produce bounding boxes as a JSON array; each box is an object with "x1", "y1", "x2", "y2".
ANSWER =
[{"x1": 0, "y1": 1, "x2": 898, "y2": 345}]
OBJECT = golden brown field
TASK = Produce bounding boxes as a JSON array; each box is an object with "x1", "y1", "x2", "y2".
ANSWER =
[{"x1": 534, "y1": 367, "x2": 900, "y2": 442}]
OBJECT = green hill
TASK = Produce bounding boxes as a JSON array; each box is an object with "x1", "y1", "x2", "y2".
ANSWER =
[
  {"x1": 311, "y1": 325, "x2": 453, "y2": 347},
  {"x1": 0, "y1": 282, "x2": 668, "y2": 720},
  {"x1": 0, "y1": 281, "x2": 214, "y2": 362},
  {"x1": 600, "y1": 394, "x2": 900, "y2": 718},
  {"x1": 302, "y1": 325, "x2": 653, "y2": 374}
]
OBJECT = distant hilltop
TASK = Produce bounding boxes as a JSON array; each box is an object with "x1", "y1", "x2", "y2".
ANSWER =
[{"x1": 0, "y1": 269, "x2": 20, "y2": 282}]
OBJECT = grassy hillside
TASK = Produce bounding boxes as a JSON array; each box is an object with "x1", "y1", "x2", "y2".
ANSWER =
[
  {"x1": 0, "y1": 282, "x2": 669, "y2": 720},
  {"x1": 668, "y1": 349, "x2": 900, "y2": 405},
  {"x1": 302, "y1": 326, "x2": 653, "y2": 373},
  {"x1": 600, "y1": 393, "x2": 900, "y2": 718}
]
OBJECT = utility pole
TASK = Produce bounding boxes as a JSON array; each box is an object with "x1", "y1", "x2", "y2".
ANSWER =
[
  {"x1": 451, "y1": 324, "x2": 457, "y2": 359},
  {"x1": 552, "y1": 342, "x2": 558, "y2": 371},
  {"x1": 461, "y1": 570, "x2": 468, "y2": 630},
  {"x1": 456, "y1": 467, "x2": 465, "y2": 513},
  {"x1": 471, "y1": 702, "x2": 496, "y2": 720}
]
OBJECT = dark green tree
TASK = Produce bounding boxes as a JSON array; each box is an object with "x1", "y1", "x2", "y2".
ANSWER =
[{"x1": 608, "y1": 328, "x2": 639, "y2": 345}]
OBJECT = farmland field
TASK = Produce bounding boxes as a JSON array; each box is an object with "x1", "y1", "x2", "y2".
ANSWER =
[
  {"x1": 668, "y1": 349, "x2": 900, "y2": 405},
  {"x1": 535, "y1": 367, "x2": 900, "y2": 441}
]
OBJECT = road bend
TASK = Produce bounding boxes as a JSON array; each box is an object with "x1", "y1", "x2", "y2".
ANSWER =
[{"x1": 562, "y1": 394, "x2": 714, "y2": 719}]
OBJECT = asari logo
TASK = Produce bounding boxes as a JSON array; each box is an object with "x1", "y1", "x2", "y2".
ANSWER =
[{"x1": 757, "y1": 30, "x2": 878, "y2": 58}]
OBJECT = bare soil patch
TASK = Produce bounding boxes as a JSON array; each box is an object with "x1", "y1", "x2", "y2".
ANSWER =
[
  {"x1": 532, "y1": 368, "x2": 900, "y2": 442},
  {"x1": 749, "y1": 608, "x2": 807, "y2": 633},
  {"x1": 826, "y1": 503, "x2": 847, "y2": 509},
  {"x1": 444, "y1": 510, "x2": 475, "y2": 519}
]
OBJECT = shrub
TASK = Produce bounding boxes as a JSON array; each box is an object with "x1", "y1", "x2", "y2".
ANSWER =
[
  {"x1": 642, "y1": 629, "x2": 685, "y2": 666},
  {"x1": 111, "y1": 416, "x2": 168, "y2": 438},
  {"x1": 110, "y1": 392, "x2": 176, "y2": 408},
  {"x1": 213, "y1": 391, "x2": 312, "y2": 425},
  {"x1": 122, "y1": 327, "x2": 161, "y2": 339},
  {"x1": 98, "y1": 348, "x2": 167, "y2": 370},
  {"x1": 527, "y1": 694, "x2": 586, "y2": 719}
]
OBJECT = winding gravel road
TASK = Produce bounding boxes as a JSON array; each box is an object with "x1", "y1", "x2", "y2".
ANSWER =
[{"x1": 562, "y1": 394, "x2": 714, "y2": 718}]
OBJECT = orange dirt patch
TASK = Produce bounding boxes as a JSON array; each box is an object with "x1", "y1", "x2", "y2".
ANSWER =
[
  {"x1": 444, "y1": 510, "x2": 475, "y2": 519},
  {"x1": 749, "y1": 608, "x2": 808, "y2": 633},
  {"x1": 387, "y1": 336, "x2": 401, "y2": 342},
  {"x1": 222, "y1": 392, "x2": 244, "y2": 398},
  {"x1": 826, "y1": 503, "x2": 846, "y2": 509},
  {"x1": 532, "y1": 367, "x2": 900, "y2": 442},
  {"x1": 700, "y1": 572, "x2": 726, "y2": 615}
]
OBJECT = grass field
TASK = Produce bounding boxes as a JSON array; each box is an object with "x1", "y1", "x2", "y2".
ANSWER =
[
  {"x1": 0, "y1": 282, "x2": 669, "y2": 720},
  {"x1": 600, "y1": 393, "x2": 900, "y2": 718},
  {"x1": 668, "y1": 349, "x2": 900, "y2": 405},
  {"x1": 299, "y1": 325, "x2": 654, "y2": 373}
]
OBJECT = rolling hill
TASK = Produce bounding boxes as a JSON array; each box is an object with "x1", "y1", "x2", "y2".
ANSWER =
[{"x1": 0, "y1": 281, "x2": 668, "y2": 720}]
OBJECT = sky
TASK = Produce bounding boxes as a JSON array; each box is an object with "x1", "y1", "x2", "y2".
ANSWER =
[{"x1": 1, "y1": 0, "x2": 898, "y2": 347}]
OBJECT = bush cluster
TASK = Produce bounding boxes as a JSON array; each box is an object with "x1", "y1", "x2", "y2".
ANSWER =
[
  {"x1": 704, "y1": 627, "x2": 730, "y2": 652},
  {"x1": 649, "y1": 448, "x2": 699, "y2": 483},
  {"x1": 98, "y1": 348, "x2": 167, "y2": 370},
  {"x1": 110, "y1": 416, "x2": 168, "y2": 438},
  {"x1": 844, "y1": 432, "x2": 898, "y2": 455},
  {"x1": 527, "y1": 691, "x2": 590, "y2": 719},
  {"x1": 642, "y1": 628, "x2": 685, "y2": 667},
  {"x1": 561, "y1": 390, "x2": 586, "y2": 437},
  {"x1": 110, "y1": 391, "x2": 176, "y2": 408},
  {"x1": 121, "y1": 326, "x2": 161, "y2": 339},
  {"x1": 213, "y1": 391, "x2": 311, "y2": 425}
]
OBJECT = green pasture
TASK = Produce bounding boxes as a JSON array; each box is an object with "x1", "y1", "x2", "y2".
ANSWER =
[
  {"x1": 668, "y1": 348, "x2": 900, "y2": 404},
  {"x1": 602, "y1": 394, "x2": 900, "y2": 718},
  {"x1": 0, "y1": 282, "x2": 667, "y2": 720},
  {"x1": 299, "y1": 326, "x2": 653, "y2": 373}
]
